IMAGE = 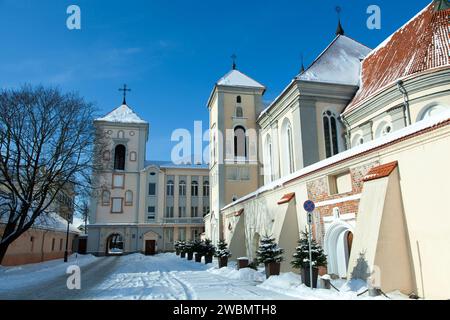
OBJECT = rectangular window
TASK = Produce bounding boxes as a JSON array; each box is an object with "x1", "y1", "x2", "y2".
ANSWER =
[
  {"x1": 59, "y1": 239, "x2": 63, "y2": 251},
  {"x1": 112, "y1": 174, "x2": 125, "y2": 189},
  {"x1": 329, "y1": 171, "x2": 352, "y2": 195},
  {"x1": 166, "y1": 206, "x2": 174, "y2": 218},
  {"x1": 147, "y1": 206, "x2": 156, "y2": 220},
  {"x1": 130, "y1": 151, "x2": 137, "y2": 162},
  {"x1": 179, "y1": 206, "x2": 186, "y2": 218},
  {"x1": 191, "y1": 206, "x2": 198, "y2": 217},
  {"x1": 178, "y1": 228, "x2": 186, "y2": 241},
  {"x1": 164, "y1": 228, "x2": 174, "y2": 243},
  {"x1": 226, "y1": 167, "x2": 250, "y2": 181},
  {"x1": 203, "y1": 206, "x2": 210, "y2": 216},
  {"x1": 167, "y1": 183, "x2": 174, "y2": 196},
  {"x1": 148, "y1": 183, "x2": 156, "y2": 196},
  {"x1": 111, "y1": 198, "x2": 124, "y2": 213},
  {"x1": 51, "y1": 238, "x2": 55, "y2": 251}
]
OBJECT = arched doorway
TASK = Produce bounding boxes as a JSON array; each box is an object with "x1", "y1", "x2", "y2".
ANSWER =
[
  {"x1": 106, "y1": 233, "x2": 124, "y2": 255},
  {"x1": 324, "y1": 221, "x2": 354, "y2": 278}
]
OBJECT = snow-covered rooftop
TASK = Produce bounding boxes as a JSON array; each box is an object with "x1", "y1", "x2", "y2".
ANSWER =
[
  {"x1": 223, "y1": 110, "x2": 450, "y2": 211},
  {"x1": 96, "y1": 104, "x2": 147, "y2": 124},
  {"x1": 296, "y1": 35, "x2": 371, "y2": 86},
  {"x1": 344, "y1": 3, "x2": 450, "y2": 114},
  {"x1": 216, "y1": 69, "x2": 265, "y2": 89},
  {"x1": 144, "y1": 160, "x2": 209, "y2": 170},
  {"x1": 1, "y1": 211, "x2": 80, "y2": 234}
]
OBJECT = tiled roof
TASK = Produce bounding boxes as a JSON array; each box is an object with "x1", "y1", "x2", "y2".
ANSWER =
[
  {"x1": 344, "y1": 3, "x2": 450, "y2": 114},
  {"x1": 363, "y1": 161, "x2": 398, "y2": 182},
  {"x1": 277, "y1": 193, "x2": 296, "y2": 205}
]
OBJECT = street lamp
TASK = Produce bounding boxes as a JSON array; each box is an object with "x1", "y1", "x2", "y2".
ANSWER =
[{"x1": 64, "y1": 212, "x2": 73, "y2": 263}]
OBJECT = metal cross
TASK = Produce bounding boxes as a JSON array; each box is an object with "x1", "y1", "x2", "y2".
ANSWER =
[
  {"x1": 118, "y1": 84, "x2": 131, "y2": 105},
  {"x1": 231, "y1": 54, "x2": 237, "y2": 70}
]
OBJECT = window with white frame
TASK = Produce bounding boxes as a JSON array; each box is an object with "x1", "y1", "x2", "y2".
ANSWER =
[
  {"x1": 111, "y1": 198, "x2": 123, "y2": 213},
  {"x1": 101, "y1": 190, "x2": 110, "y2": 206},
  {"x1": 167, "y1": 180, "x2": 174, "y2": 196},
  {"x1": 203, "y1": 181, "x2": 209, "y2": 197},
  {"x1": 179, "y1": 180, "x2": 186, "y2": 196},
  {"x1": 147, "y1": 206, "x2": 156, "y2": 220},
  {"x1": 191, "y1": 181, "x2": 198, "y2": 196},
  {"x1": 125, "y1": 190, "x2": 133, "y2": 206},
  {"x1": 112, "y1": 174, "x2": 125, "y2": 189}
]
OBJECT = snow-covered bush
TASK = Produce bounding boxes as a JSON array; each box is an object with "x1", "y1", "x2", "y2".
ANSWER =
[
  {"x1": 291, "y1": 231, "x2": 327, "y2": 269},
  {"x1": 256, "y1": 235, "x2": 284, "y2": 265},
  {"x1": 177, "y1": 241, "x2": 187, "y2": 253},
  {"x1": 184, "y1": 241, "x2": 194, "y2": 254},
  {"x1": 203, "y1": 239, "x2": 216, "y2": 256},
  {"x1": 192, "y1": 239, "x2": 204, "y2": 255},
  {"x1": 214, "y1": 239, "x2": 232, "y2": 258}
]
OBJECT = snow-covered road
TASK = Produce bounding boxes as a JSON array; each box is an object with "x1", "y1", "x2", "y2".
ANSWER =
[{"x1": 0, "y1": 253, "x2": 292, "y2": 300}]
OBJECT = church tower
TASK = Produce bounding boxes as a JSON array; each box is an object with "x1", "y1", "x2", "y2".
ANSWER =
[
  {"x1": 207, "y1": 63, "x2": 265, "y2": 244},
  {"x1": 88, "y1": 88, "x2": 149, "y2": 255}
]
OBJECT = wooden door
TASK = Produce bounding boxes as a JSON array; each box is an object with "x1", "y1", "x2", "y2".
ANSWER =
[
  {"x1": 145, "y1": 240, "x2": 156, "y2": 255},
  {"x1": 78, "y1": 239, "x2": 87, "y2": 254}
]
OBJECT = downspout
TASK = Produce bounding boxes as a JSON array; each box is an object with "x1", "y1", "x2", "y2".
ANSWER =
[
  {"x1": 340, "y1": 114, "x2": 352, "y2": 150},
  {"x1": 397, "y1": 80, "x2": 412, "y2": 126}
]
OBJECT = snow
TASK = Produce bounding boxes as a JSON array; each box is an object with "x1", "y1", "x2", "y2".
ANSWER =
[
  {"x1": 144, "y1": 160, "x2": 209, "y2": 170},
  {"x1": 297, "y1": 35, "x2": 371, "y2": 86},
  {"x1": 0, "y1": 254, "x2": 97, "y2": 293},
  {"x1": 96, "y1": 104, "x2": 147, "y2": 124},
  {"x1": 258, "y1": 273, "x2": 411, "y2": 300},
  {"x1": 216, "y1": 69, "x2": 265, "y2": 89},
  {"x1": 208, "y1": 266, "x2": 266, "y2": 282},
  {"x1": 223, "y1": 110, "x2": 450, "y2": 210}
]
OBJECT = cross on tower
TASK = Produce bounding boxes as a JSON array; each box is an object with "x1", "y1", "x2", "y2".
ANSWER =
[
  {"x1": 118, "y1": 84, "x2": 131, "y2": 105},
  {"x1": 231, "y1": 54, "x2": 237, "y2": 70}
]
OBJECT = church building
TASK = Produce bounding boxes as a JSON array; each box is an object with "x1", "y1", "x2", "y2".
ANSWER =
[{"x1": 205, "y1": 1, "x2": 450, "y2": 299}]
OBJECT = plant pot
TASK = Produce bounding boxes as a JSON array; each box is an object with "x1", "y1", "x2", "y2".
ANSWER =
[
  {"x1": 218, "y1": 257, "x2": 228, "y2": 268},
  {"x1": 180, "y1": 252, "x2": 186, "y2": 258},
  {"x1": 237, "y1": 258, "x2": 249, "y2": 269},
  {"x1": 204, "y1": 254, "x2": 213, "y2": 264},
  {"x1": 265, "y1": 262, "x2": 281, "y2": 279},
  {"x1": 187, "y1": 252, "x2": 193, "y2": 260},
  {"x1": 302, "y1": 267, "x2": 319, "y2": 288},
  {"x1": 195, "y1": 253, "x2": 202, "y2": 263}
]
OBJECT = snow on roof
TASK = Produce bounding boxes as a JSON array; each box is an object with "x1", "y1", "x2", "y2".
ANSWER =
[
  {"x1": 296, "y1": 35, "x2": 371, "y2": 86},
  {"x1": 216, "y1": 69, "x2": 265, "y2": 89},
  {"x1": 222, "y1": 110, "x2": 450, "y2": 211},
  {"x1": 258, "y1": 35, "x2": 371, "y2": 119},
  {"x1": 1, "y1": 211, "x2": 80, "y2": 234},
  {"x1": 344, "y1": 3, "x2": 450, "y2": 114},
  {"x1": 95, "y1": 104, "x2": 147, "y2": 124},
  {"x1": 144, "y1": 160, "x2": 209, "y2": 170}
]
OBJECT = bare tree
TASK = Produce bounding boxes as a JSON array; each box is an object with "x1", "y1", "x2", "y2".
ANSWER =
[{"x1": 0, "y1": 85, "x2": 101, "y2": 263}]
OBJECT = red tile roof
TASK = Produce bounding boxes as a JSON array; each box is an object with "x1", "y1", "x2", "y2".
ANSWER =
[
  {"x1": 277, "y1": 193, "x2": 296, "y2": 205},
  {"x1": 344, "y1": 3, "x2": 450, "y2": 114},
  {"x1": 363, "y1": 161, "x2": 398, "y2": 182}
]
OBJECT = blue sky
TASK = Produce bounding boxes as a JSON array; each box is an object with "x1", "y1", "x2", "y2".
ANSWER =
[{"x1": 0, "y1": 0, "x2": 430, "y2": 161}]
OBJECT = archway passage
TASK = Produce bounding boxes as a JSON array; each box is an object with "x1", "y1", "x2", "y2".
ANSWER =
[
  {"x1": 106, "y1": 233, "x2": 124, "y2": 255},
  {"x1": 325, "y1": 222, "x2": 354, "y2": 278}
]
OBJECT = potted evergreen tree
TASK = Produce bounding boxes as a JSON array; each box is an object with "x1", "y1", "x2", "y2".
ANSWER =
[
  {"x1": 214, "y1": 239, "x2": 232, "y2": 268},
  {"x1": 193, "y1": 239, "x2": 204, "y2": 263},
  {"x1": 185, "y1": 241, "x2": 194, "y2": 260},
  {"x1": 291, "y1": 231, "x2": 327, "y2": 288},
  {"x1": 174, "y1": 240, "x2": 181, "y2": 256},
  {"x1": 203, "y1": 239, "x2": 216, "y2": 264},
  {"x1": 256, "y1": 235, "x2": 284, "y2": 279},
  {"x1": 179, "y1": 241, "x2": 187, "y2": 258}
]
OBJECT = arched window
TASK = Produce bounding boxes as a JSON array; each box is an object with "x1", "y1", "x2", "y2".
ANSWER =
[
  {"x1": 114, "y1": 144, "x2": 126, "y2": 170},
  {"x1": 191, "y1": 181, "x2": 198, "y2": 196},
  {"x1": 286, "y1": 123, "x2": 294, "y2": 174},
  {"x1": 418, "y1": 104, "x2": 450, "y2": 121},
  {"x1": 351, "y1": 134, "x2": 364, "y2": 147},
  {"x1": 167, "y1": 180, "x2": 174, "y2": 196},
  {"x1": 203, "y1": 181, "x2": 209, "y2": 197},
  {"x1": 179, "y1": 180, "x2": 186, "y2": 196},
  {"x1": 323, "y1": 111, "x2": 339, "y2": 158},
  {"x1": 236, "y1": 96, "x2": 242, "y2": 104},
  {"x1": 375, "y1": 122, "x2": 392, "y2": 139},
  {"x1": 234, "y1": 126, "x2": 247, "y2": 159},
  {"x1": 125, "y1": 190, "x2": 133, "y2": 206},
  {"x1": 101, "y1": 190, "x2": 110, "y2": 206},
  {"x1": 117, "y1": 130, "x2": 125, "y2": 139},
  {"x1": 235, "y1": 106, "x2": 244, "y2": 118},
  {"x1": 265, "y1": 135, "x2": 274, "y2": 182}
]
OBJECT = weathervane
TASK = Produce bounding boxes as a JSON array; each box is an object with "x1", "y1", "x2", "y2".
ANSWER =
[
  {"x1": 118, "y1": 84, "x2": 131, "y2": 105},
  {"x1": 231, "y1": 54, "x2": 237, "y2": 70}
]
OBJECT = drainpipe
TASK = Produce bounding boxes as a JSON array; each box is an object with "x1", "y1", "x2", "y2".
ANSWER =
[
  {"x1": 340, "y1": 115, "x2": 352, "y2": 150},
  {"x1": 396, "y1": 80, "x2": 412, "y2": 126}
]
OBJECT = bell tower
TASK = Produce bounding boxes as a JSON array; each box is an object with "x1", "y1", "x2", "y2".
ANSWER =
[{"x1": 207, "y1": 62, "x2": 265, "y2": 244}]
